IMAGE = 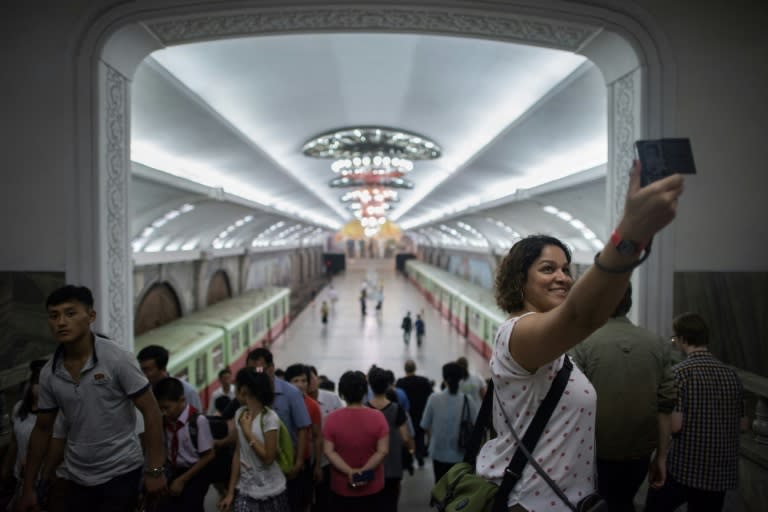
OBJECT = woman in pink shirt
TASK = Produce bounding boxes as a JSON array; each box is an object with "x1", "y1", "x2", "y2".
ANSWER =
[{"x1": 322, "y1": 371, "x2": 388, "y2": 512}]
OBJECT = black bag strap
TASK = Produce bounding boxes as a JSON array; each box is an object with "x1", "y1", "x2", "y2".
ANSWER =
[
  {"x1": 492, "y1": 356, "x2": 573, "y2": 512},
  {"x1": 187, "y1": 411, "x2": 199, "y2": 452}
]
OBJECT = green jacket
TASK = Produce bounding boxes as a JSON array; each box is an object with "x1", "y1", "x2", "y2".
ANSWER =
[{"x1": 570, "y1": 317, "x2": 676, "y2": 460}]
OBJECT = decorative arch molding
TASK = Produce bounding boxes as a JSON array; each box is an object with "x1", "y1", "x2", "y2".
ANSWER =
[
  {"x1": 134, "y1": 281, "x2": 182, "y2": 336},
  {"x1": 206, "y1": 269, "x2": 233, "y2": 306},
  {"x1": 81, "y1": 0, "x2": 676, "y2": 349}
]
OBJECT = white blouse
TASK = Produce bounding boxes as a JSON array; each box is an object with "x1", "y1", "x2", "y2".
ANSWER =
[{"x1": 476, "y1": 315, "x2": 598, "y2": 511}]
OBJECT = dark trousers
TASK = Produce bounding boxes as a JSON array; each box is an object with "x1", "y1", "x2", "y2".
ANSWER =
[
  {"x1": 330, "y1": 490, "x2": 384, "y2": 512},
  {"x1": 432, "y1": 460, "x2": 456, "y2": 484},
  {"x1": 158, "y1": 466, "x2": 210, "y2": 512},
  {"x1": 644, "y1": 475, "x2": 726, "y2": 512},
  {"x1": 65, "y1": 467, "x2": 142, "y2": 512},
  {"x1": 596, "y1": 457, "x2": 650, "y2": 511},
  {"x1": 380, "y1": 478, "x2": 401, "y2": 512},
  {"x1": 412, "y1": 424, "x2": 427, "y2": 465},
  {"x1": 312, "y1": 465, "x2": 332, "y2": 512},
  {"x1": 286, "y1": 461, "x2": 312, "y2": 512}
]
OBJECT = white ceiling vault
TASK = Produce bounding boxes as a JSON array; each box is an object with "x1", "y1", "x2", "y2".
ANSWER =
[{"x1": 130, "y1": 32, "x2": 608, "y2": 263}]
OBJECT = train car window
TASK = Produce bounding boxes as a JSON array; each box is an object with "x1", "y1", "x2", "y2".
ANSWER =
[
  {"x1": 212, "y1": 343, "x2": 224, "y2": 371},
  {"x1": 272, "y1": 303, "x2": 280, "y2": 318},
  {"x1": 196, "y1": 355, "x2": 207, "y2": 387},
  {"x1": 244, "y1": 323, "x2": 250, "y2": 344},
  {"x1": 252, "y1": 316, "x2": 264, "y2": 338},
  {"x1": 231, "y1": 330, "x2": 241, "y2": 357}
]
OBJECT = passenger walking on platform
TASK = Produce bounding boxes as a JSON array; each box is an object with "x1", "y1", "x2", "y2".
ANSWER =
[
  {"x1": 219, "y1": 369, "x2": 290, "y2": 512},
  {"x1": 154, "y1": 377, "x2": 214, "y2": 512},
  {"x1": 220, "y1": 348, "x2": 312, "y2": 512},
  {"x1": 138, "y1": 344, "x2": 203, "y2": 411},
  {"x1": 366, "y1": 369, "x2": 413, "y2": 512},
  {"x1": 209, "y1": 368, "x2": 236, "y2": 415},
  {"x1": 395, "y1": 360, "x2": 433, "y2": 468},
  {"x1": 320, "y1": 301, "x2": 329, "y2": 325},
  {"x1": 474, "y1": 162, "x2": 684, "y2": 511},
  {"x1": 414, "y1": 315, "x2": 425, "y2": 346},
  {"x1": 1, "y1": 359, "x2": 47, "y2": 509},
  {"x1": 17, "y1": 285, "x2": 167, "y2": 512},
  {"x1": 644, "y1": 313, "x2": 746, "y2": 512},
  {"x1": 455, "y1": 356, "x2": 486, "y2": 403},
  {"x1": 375, "y1": 286, "x2": 384, "y2": 312},
  {"x1": 400, "y1": 312, "x2": 412, "y2": 345},
  {"x1": 322, "y1": 371, "x2": 389, "y2": 512},
  {"x1": 359, "y1": 292, "x2": 367, "y2": 316},
  {"x1": 420, "y1": 363, "x2": 478, "y2": 483},
  {"x1": 570, "y1": 283, "x2": 676, "y2": 511},
  {"x1": 306, "y1": 366, "x2": 344, "y2": 512}
]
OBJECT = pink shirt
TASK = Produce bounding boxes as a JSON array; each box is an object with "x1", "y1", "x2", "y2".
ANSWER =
[{"x1": 322, "y1": 407, "x2": 388, "y2": 496}]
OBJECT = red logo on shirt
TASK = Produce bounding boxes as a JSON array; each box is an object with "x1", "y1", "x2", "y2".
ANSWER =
[{"x1": 94, "y1": 373, "x2": 106, "y2": 381}]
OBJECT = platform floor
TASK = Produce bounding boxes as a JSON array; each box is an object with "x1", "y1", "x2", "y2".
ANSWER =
[{"x1": 204, "y1": 257, "x2": 744, "y2": 512}]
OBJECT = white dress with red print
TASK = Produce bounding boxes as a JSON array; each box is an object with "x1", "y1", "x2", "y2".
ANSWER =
[{"x1": 476, "y1": 314, "x2": 597, "y2": 511}]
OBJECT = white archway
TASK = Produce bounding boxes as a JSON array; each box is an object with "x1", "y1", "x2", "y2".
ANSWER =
[{"x1": 75, "y1": 1, "x2": 676, "y2": 348}]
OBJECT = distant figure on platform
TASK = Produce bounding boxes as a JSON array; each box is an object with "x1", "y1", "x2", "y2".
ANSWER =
[
  {"x1": 321, "y1": 301, "x2": 329, "y2": 325},
  {"x1": 327, "y1": 285, "x2": 338, "y2": 307},
  {"x1": 375, "y1": 286, "x2": 384, "y2": 312},
  {"x1": 414, "y1": 315, "x2": 425, "y2": 347},
  {"x1": 645, "y1": 313, "x2": 746, "y2": 512},
  {"x1": 359, "y1": 292, "x2": 367, "y2": 316},
  {"x1": 401, "y1": 313, "x2": 412, "y2": 345}
]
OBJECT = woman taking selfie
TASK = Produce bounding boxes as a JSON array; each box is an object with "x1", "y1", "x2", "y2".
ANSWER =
[{"x1": 476, "y1": 162, "x2": 684, "y2": 511}]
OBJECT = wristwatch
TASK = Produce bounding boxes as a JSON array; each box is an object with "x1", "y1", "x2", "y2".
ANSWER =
[
  {"x1": 610, "y1": 230, "x2": 644, "y2": 256},
  {"x1": 144, "y1": 466, "x2": 165, "y2": 478}
]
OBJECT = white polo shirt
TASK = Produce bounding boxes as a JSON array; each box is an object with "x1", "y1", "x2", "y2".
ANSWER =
[{"x1": 38, "y1": 335, "x2": 150, "y2": 486}]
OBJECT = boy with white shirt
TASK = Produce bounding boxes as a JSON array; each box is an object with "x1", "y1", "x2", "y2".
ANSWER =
[{"x1": 154, "y1": 377, "x2": 215, "y2": 512}]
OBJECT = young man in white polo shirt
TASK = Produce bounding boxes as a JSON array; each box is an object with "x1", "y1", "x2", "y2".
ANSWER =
[{"x1": 17, "y1": 285, "x2": 167, "y2": 512}]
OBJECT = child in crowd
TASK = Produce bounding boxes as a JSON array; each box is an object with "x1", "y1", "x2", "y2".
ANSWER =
[
  {"x1": 219, "y1": 369, "x2": 289, "y2": 512},
  {"x1": 154, "y1": 377, "x2": 215, "y2": 512}
]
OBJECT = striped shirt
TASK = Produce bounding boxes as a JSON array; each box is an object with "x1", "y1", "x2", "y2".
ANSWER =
[{"x1": 668, "y1": 351, "x2": 743, "y2": 490}]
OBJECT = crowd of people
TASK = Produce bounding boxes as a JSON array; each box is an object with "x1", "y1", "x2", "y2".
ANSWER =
[{"x1": 0, "y1": 163, "x2": 749, "y2": 512}]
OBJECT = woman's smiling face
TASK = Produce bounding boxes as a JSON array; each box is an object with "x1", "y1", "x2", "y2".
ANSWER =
[{"x1": 522, "y1": 244, "x2": 573, "y2": 313}]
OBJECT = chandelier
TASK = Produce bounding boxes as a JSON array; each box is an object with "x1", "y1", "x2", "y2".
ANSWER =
[{"x1": 303, "y1": 126, "x2": 441, "y2": 237}]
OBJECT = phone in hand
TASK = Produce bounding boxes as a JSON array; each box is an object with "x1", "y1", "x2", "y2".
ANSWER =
[
  {"x1": 350, "y1": 469, "x2": 375, "y2": 488},
  {"x1": 635, "y1": 138, "x2": 697, "y2": 187}
]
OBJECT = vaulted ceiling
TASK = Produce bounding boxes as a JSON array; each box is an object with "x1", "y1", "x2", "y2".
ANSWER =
[{"x1": 130, "y1": 32, "x2": 608, "y2": 263}]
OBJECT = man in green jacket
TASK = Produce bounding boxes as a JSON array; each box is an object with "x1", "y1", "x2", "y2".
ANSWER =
[{"x1": 571, "y1": 283, "x2": 676, "y2": 512}]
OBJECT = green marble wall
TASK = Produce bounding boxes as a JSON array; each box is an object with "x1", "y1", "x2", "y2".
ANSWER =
[{"x1": 674, "y1": 272, "x2": 768, "y2": 378}]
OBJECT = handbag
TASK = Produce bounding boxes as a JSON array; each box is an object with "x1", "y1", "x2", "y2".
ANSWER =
[
  {"x1": 431, "y1": 357, "x2": 574, "y2": 512},
  {"x1": 457, "y1": 394, "x2": 474, "y2": 451},
  {"x1": 493, "y1": 357, "x2": 608, "y2": 512}
]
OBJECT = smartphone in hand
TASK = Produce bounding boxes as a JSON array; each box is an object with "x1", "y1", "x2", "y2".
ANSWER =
[
  {"x1": 350, "y1": 469, "x2": 375, "y2": 488},
  {"x1": 635, "y1": 138, "x2": 697, "y2": 187}
]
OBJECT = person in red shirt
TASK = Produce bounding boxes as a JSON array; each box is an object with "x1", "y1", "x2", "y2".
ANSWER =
[{"x1": 284, "y1": 364, "x2": 323, "y2": 512}]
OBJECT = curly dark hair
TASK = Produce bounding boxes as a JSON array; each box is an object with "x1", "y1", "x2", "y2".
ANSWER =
[{"x1": 494, "y1": 235, "x2": 571, "y2": 313}]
